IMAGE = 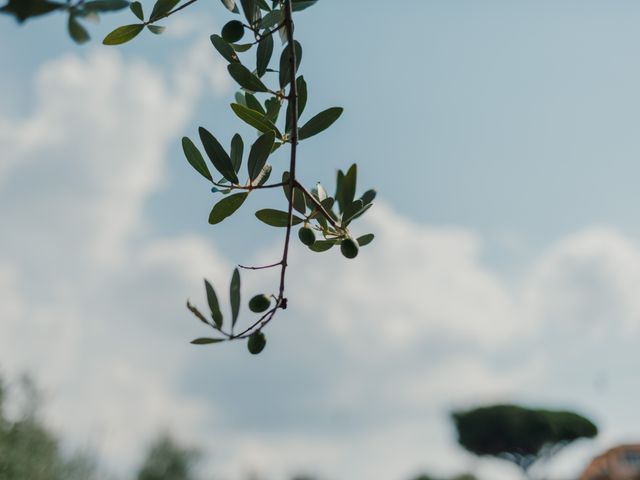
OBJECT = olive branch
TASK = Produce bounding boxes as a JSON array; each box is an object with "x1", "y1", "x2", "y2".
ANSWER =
[{"x1": 3, "y1": 0, "x2": 377, "y2": 355}]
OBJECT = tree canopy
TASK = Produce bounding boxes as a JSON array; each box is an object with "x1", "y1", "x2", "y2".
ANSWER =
[{"x1": 451, "y1": 404, "x2": 597, "y2": 476}]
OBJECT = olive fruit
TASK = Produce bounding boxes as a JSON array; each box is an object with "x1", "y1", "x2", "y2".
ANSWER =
[
  {"x1": 298, "y1": 226, "x2": 316, "y2": 246},
  {"x1": 221, "y1": 20, "x2": 244, "y2": 43},
  {"x1": 247, "y1": 331, "x2": 266, "y2": 354},
  {"x1": 248, "y1": 294, "x2": 271, "y2": 313},
  {"x1": 340, "y1": 238, "x2": 359, "y2": 259}
]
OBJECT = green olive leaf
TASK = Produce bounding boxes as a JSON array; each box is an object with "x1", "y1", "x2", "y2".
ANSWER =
[
  {"x1": 209, "y1": 192, "x2": 249, "y2": 224},
  {"x1": 298, "y1": 107, "x2": 343, "y2": 140}
]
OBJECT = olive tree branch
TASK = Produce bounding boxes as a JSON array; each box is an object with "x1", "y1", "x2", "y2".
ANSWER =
[
  {"x1": 237, "y1": 261, "x2": 282, "y2": 270},
  {"x1": 275, "y1": 0, "x2": 298, "y2": 304},
  {"x1": 232, "y1": 0, "x2": 298, "y2": 339}
]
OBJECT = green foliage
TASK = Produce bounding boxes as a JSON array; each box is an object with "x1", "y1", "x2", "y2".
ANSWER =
[
  {"x1": 103, "y1": 23, "x2": 144, "y2": 44},
  {"x1": 136, "y1": 434, "x2": 200, "y2": 480},
  {"x1": 451, "y1": 404, "x2": 598, "y2": 474},
  {"x1": 7, "y1": 0, "x2": 376, "y2": 354},
  {"x1": 0, "y1": 376, "x2": 101, "y2": 480}
]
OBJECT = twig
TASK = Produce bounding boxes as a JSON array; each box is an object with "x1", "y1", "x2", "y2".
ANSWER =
[{"x1": 238, "y1": 261, "x2": 282, "y2": 270}]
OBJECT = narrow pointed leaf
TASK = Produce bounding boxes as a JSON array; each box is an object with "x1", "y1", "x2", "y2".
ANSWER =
[
  {"x1": 335, "y1": 169, "x2": 345, "y2": 212},
  {"x1": 220, "y1": 0, "x2": 239, "y2": 13},
  {"x1": 356, "y1": 234, "x2": 375, "y2": 247},
  {"x1": 343, "y1": 163, "x2": 357, "y2": 207},
  {"x1": 235, "y1": 92, "x2": 246, "y2": 106},
  {"x1": 240, "y1": 0, "x2": 259, "y2": 25},
  {"x1": 130, "y1": 1, "x2": 143, "y2": 20},
  {"x1": 260, "y1": 8, "x2": 282, "y2": 29},
  {"x1": 248, "y1": 131, "x2": 275, "y2": 180},
  {"x1": 204, "y1": 279, "x2": 223, "y2": 328},
  {"x1": 286, "y1": 75, "x2": 307, "y2": 133},
  {"x1": 231, "y1": 42, "x2": 252, "y2": 52},
  {"x1": 68, "y1": 15, "x2": 90, "y2": 44},
  {"x1": 299, "y1": 107, "x2": 343, "y2": 140},
  {"x1": 191, "y1": 338, "x2": 225, "y2": 345},
  {"x1": 265, "y1": 97, "x2": 280, "y2": 123},
  {"x1": 314, "y1": 182, "x2": 327, "y2": 201},
  {"x1": 230, "y1": 268, "x2": 241, "y2": 328},
  {"x1": 245, "y1": 93, "x2": 266, "y2": 115},
  {"x1": 360, "y1": 189, "x2": 376, "y2": 206},
  {"x1": 228, "y1": 63, "x2": 269, "y2": 92},
  {"x1": 292, "y1": 0, "x2": 318, "y2": 11},
  {"x1": 209, "y1": 192, "x2": 248, "y2": 224},
  {"x1": 255, "y1": 209, "x2": 304, "y2": 227},
  {"x1": 82, "y1": 0, "x2": 129, "y2": 12},
  {"x1": 103, "y1": 24, "x2": 144, "y2": 45},
  {"x1": 199, "y1": 127, "x2": 238, "y2": 184},
  {"x1": 210, "y1": 34, "x2": 239, "y2": 63},
  {"x1": 279, "y1": 40, "x2": 302, "y2": 89},
  {"x1": 348, "y1": 203, "x2": 372, "y2": 222},
  {"x1": 147, "y1": 24, "x2": 165, "y2": 34},
  {"x1": 309, "y1": 240, "x2": 335, "y2": 252},
  {"x1": 150, "y1": 0, "x2": 179, "y2": 21},
  {"x1": 343, "y1": 199, "x2": 363, "y2": 224},
  {"x1": 230, "y1": 103, "x2": 282, "y2": 137},
  {"x1": 256, "y1": 32, "x2": 273, "y2": 77},
  {"x1": 254, "y1": 164, "x2": 272, "y2": 186},
  {"x1": 230, "y1": 134, "x2": 243, "y2": 173},
  {"x1": 182, "y1": 137, "x2": 212, "y2": 181}
]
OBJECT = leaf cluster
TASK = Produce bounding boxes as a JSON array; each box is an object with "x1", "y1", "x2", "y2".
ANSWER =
[
  {"x1": 0, "y1": 0, "x2": 130, "y2": 43},
  {"x1": 6, "y1": 0, "x2": 376, "y2": 355},
  {"x1": 178, "y1": 0, "x2": 375, "y2": 353}
]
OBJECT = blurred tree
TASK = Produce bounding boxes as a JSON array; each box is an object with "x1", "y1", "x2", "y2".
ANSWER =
[
  {"x1": 451, "y1": 404, "x2": 597, "y2": 479},
  {"x1": 0, "y1": 375, "x2": 101, "y2": 480},
  {"x1": 410, "y1": 474, "x2": 477, "y2": 480},
  {"x1": 136, "y1": 433, "x2": 200, "y2": 480}
]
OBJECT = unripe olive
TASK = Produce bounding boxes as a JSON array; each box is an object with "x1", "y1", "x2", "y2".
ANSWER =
[
  {"x1": 248, "y1": 294, "x2": 271, "y2": 313},
  {"x1": 247, "y1": 331, "x2": 266, "y2": 354},
  {"x1": 298, "y1": 226, "x2": 316, "y2": 246},
  {"x1": 340, "y1": 238, "x2": 359, "y2": 259},
  {"x1": 221, "y1": 20, "x2": 244, "y2": 43}
]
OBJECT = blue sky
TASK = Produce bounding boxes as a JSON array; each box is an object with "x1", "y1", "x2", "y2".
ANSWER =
[{"x1": 2, "y1": 1, "x2": 640, "y2": 479}]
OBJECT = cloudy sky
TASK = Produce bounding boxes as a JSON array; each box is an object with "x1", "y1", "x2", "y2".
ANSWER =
[{"x1": 2, "y1": 1, "x2": 640, "y2": 479}]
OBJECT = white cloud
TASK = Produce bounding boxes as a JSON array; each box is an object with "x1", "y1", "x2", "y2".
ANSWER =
[
  {"x1": 1, "y1": 31, "x2": 640, "y2": 480},
  {"x1": 0, "y1": 40, "x2": 230, "y2": 474}
]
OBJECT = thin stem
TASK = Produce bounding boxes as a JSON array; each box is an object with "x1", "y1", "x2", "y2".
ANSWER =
[
  {"x1": 276, "y1": 0, "x2": 298, "y2": 303},
  {"x1": 232, "y1": 306, "x2": 279, "y2": 339},
  {"x1": 249, "y1": 22, "x2": 286, "y2": 45},
  {"x1": 238, "y1": 261, "x2": 282, "y2": 270},
  {"x1": 239, "y1": 0, "x2": 297, "y2": 337}
]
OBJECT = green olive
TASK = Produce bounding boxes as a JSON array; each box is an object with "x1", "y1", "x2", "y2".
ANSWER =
[
  {"x1": 221, "y1": 20, "x2": 244, "y2": 43},
  {"x1": 298, "y1": 226, "x2": 316, "y2": 246},
  {"x1": 247, "y1": 331, "x2": 266, "y2": 354},
  {"x1": 248, "y1": 294, "x2": 271, "y2": 313},
  {"x1": 340, "y1": 238, "x2": 359, "y2": 259}
]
